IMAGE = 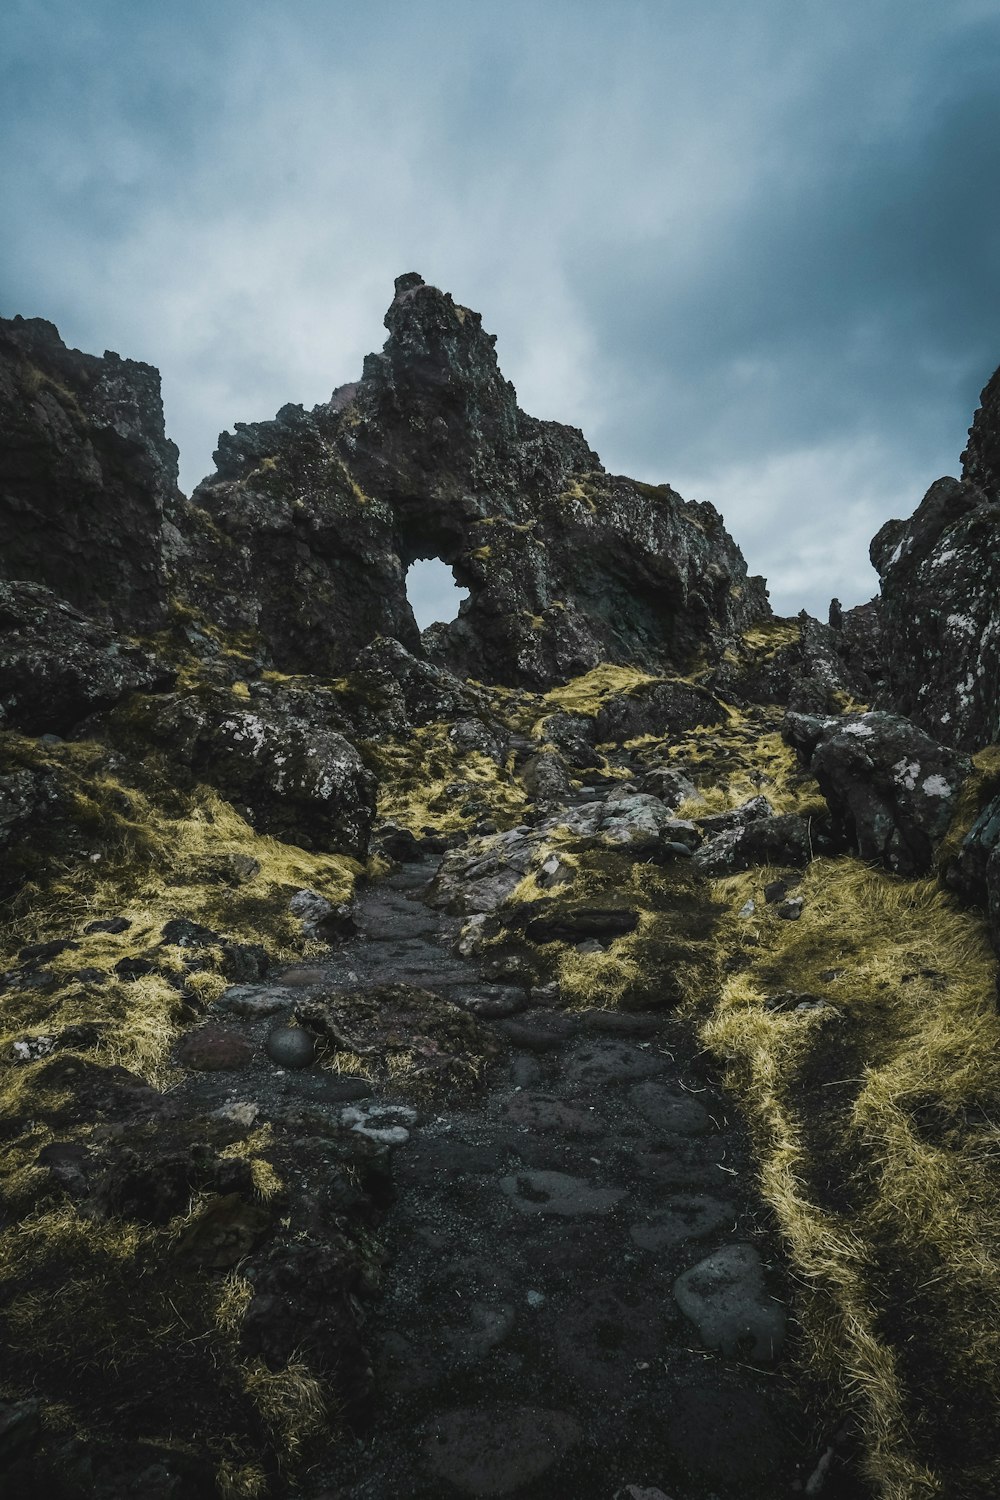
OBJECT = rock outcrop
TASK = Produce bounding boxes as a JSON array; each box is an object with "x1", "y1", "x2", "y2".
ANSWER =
[
  {"x1": 784, "y1": 710, "x2": 970, "y2": 875},
  {"x1": 871, "y1": 366, "x2": 1000, "y2": 750},
  {"x1": 0, "y1": 315, "x2": 181, "y2": 632},
  {"x1": 0, "y1": 581, "x2": 173, "y2": 736},
  {"x1": 180, "y1": 274, "x2": 770, "y2": 688}
]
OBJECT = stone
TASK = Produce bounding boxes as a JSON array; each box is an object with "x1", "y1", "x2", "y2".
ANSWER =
[
  {"x1": 0, "y1": 314, "x2": 179, "y2": 631},
  {"x1": 784, "y1": 709, "x2": 970, "y2": 875},
  {"x1": 692, "y1": 811, "x2": 812, "y2": 876},
  {"x1": 504, "y1": 1093, "x2": 607, "y2": 1138},
  {"x1": 266, "y1": 1024, "x2": 316, "y2": 1069},
  {"x1": 213, "y1": 985, "x2": 293, "y2": 1019},
  {"x1": 640, "y1": 765, "x2": 697, "y2": 807},
  {"x1": 114, "y1": 680, "x2": 375, "y2": 857},
  {"x1": 629, "y1": 1081, "x2": 713, "y2": 1134},
  {"x1": 0, "y1": 580, "x2": 173, "y2": 735},
  {"x1": 499, "y1": 1170, "x2": 626, "y2": 1216},
  {"x1": 594, "y1": 678, "x2": 726, "y2": 743},
  {"x1": 629, "y1": 1193, "x2": 735, "y2": 1251},
  {"x1": 552, "y1": 1284, "x2": 663, "y2": 1392},
  {"x1": 673, "y1": 1243, "x2": 786, "y2": 1362},
  {"x1": 175, "y1": 1026, "x2": 254, "y2": 1072},
  {"x1": 422, "y1": 1406, "x2": 582, "y2": 1496},
  {"x1": 83, "y1": 916, "x2": 132, "y2": 934},
  {"x1": 564, "y1": 1039, "x2": 667, "y2": 1085}
]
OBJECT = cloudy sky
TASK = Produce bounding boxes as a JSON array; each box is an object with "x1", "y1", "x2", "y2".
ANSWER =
[{"x1": 3, "y1": 1, "x2": 999, "y2": 621}]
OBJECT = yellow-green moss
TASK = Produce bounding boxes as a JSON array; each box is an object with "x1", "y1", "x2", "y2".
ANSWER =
[
  {"x1": 366, "y1": 724, "x2": 527, "y2": 835},
  {"x1": 542, "y1": 662, "x2": 659, "y2": 718}
]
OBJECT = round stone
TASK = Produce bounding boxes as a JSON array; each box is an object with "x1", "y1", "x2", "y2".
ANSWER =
[{"x1": 266, "y1": 1024, "x2": 316, "y2": 1069}]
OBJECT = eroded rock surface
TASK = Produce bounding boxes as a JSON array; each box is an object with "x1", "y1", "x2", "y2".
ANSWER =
[
  {"x1": 180, "y1": 274, "x2": 770, "y2": 687},
  {"x1": 784, "y1": 710, "x2": 970, "y2": 875},
  {"x1": 0, "y1": 315, "x2": 180, "y2": 631},
  {"x1": 871, "y1": 365, "x2": 1000, "y2": 750}
]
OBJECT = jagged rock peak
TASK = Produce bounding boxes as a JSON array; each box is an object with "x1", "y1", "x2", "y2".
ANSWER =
[
  {"x1": 0, "y1": 314, "x2": 181, "y2": 632},
  {"x1": 184, "y1": 273, "x2": 769, "y2": 688}
]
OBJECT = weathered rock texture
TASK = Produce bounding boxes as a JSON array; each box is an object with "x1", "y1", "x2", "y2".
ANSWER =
[
  {"x1": 0, "y1": 581, "x2": 173, "y2": 736},
  {"x1": 784, "y1": 710, "x2": 970, "y2": 876},
  {"x1": 180, "y1": 274, "x2": 770, "y2": 688},
  {"x1": 0, "y1": 315, "x2": 181, "y2": 632},
  {"x1": 872, "y1": 365, "x2": 1000, "y2": 750}
]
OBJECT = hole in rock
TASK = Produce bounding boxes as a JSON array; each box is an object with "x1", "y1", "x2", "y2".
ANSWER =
[{"x1": 405, "y1": 557, "x2": 469, "y2": 631}]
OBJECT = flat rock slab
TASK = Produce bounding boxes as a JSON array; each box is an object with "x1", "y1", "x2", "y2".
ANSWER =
[
  {"x1": 213, "y1": 985, "x2": 295, "y2": 1019},
  {"x1": 564, "y1": 1039, "x2": 668, "y2": 1085},
  {"x1": 422, "y1": 1405, "x2": 582, "y2": 1496},
  {"x1": 552, "y1": 1285, "x2": 663, "y2": 1392},
  {"x1": 576, "y1": 1009, "x2": 663, "y2": 1037},
  {"x1": 629, "y1": 1080, "x2": 713, "y2": 1135},
  {"x1": 674, "y1": 1243, "x2": 786, "y2": 1363},
  {"x1": 500, "y1": 1170, "x2": 626, "y2": 1217},
  {"x1": 504, "y1": 1093, "x2": 607, "y2": 1138},
  {"x1": 175, "y1": 1026, "x2": 254, "y2": 1071},
  {"x1": 272, "y1": 966, "x2": 327, "y2": 986},
  {"x1": 630, "y1": 1193, "x2": 736, "y2": 1251},
  {"x1": 494, "y1": 1017, "x2": 577, "y2": 1052}
]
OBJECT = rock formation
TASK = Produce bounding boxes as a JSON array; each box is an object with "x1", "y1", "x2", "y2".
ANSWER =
[
  {"x1": 871, "y1": 363, "x2": 1000, "y2": 750},
  {"x1": 0, "y1": 315, "x2": 181, "y2": 632},
  {"x1": 178, "y1": 274, "x2": 770, "y2": 686}
]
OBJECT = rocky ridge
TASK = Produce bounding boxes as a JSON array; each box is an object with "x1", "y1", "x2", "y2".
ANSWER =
[{"x1": 1, "y1": 278, "x2": 1000, "y2": 1498}]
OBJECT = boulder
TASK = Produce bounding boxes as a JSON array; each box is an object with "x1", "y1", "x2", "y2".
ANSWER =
[
  {"x1": 0, "y1": 581, "x2": 173, "y2": 734},
  {"x1": 593, "y1": 677, "x2": 726, "y2": 742},
  {"x1": 710, "y1": 612, "x2": 870, "y2": 712},
  {"x1": 113, "y1": 680, "x2": 375, "y2": 856},
  {"x1": 692, "y1": 812, "x2": 812, "y2": 876},
  {"x1": 784, "y1": 711, "x2": 970, "y2": 875}
]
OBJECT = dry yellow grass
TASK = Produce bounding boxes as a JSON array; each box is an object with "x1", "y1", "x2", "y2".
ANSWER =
[{"x1": 704, "y1": 852, "x2": 1000, "y2": 1498}]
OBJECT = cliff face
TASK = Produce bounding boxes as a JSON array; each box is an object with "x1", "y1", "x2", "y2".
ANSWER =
[
  {"x1": 0, "y1": 316, "x2": 181, "y2": 633},
  {"x1": 180, "y1": 273, "x2": 770, "y2": 687},
  {"x1": 871, "y1": 366, "x2": 1000, "y2": 750}
]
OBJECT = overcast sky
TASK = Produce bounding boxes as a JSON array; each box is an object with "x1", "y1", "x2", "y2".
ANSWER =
[{"x1": 3, "y1": 1, "x2": 999, "y2": 620}]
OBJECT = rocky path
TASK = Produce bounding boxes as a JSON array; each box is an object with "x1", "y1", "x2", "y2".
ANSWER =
[
  {"x1": 178, "y1": 833, "x2": 847, "y2": 1498},
  {"x1": 326, "y1": 868, "x2": 805, "y2": 1499}
]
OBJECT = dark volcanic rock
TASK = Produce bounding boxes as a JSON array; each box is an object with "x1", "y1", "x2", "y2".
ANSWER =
[
  {"x1": 870, "y1": 367, "x2": 1000, "y2": 750},
  {"x1": 692, "y1": 812, "x2": 813, "y2": 875},
  {"x1": 785, "y1": 710, "x2": 970, "y2": 875},
  {"x1": 112, "y1": 678, "x2": 375, "y2": 855},
  {"x1": 593, "y1": 676, "x2": 726, "y2": 742},
  {"x1": 711, "y1": 612, "x2": 870, "y2": 712},
  {"x1": 0, "y1": 314, "x2": 180, "y2": 631},
  {"x1": 182, "y1": 274, "x2": 769, "y2": 688},
  {"x1": 0, "y1": 581, "x2": 174, "y2": 734}
]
